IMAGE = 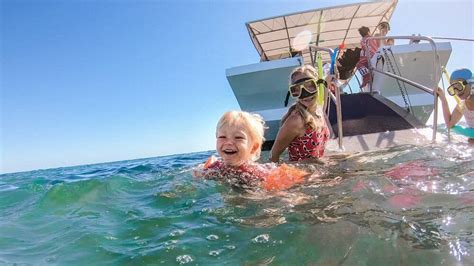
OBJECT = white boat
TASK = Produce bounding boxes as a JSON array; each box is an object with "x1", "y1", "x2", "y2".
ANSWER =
[
  {"x1": 225, "y1": 0, "x2": 455, "y2": 152},
  {"x1": 371, "y1": 42, "x2": 451, "y2": 123}
]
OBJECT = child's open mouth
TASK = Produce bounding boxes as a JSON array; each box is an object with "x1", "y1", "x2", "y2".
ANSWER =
[{"x1": 222, "y1": 149, "x2": 237, "y2": 155}]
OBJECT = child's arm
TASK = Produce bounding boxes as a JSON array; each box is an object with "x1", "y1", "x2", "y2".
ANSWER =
[
  {"x1": 193, "y1": 156, "x2": 218, "y2": 178},
  {"x1": 203, "y1": 155, "x2": 217, "y2": 169}
]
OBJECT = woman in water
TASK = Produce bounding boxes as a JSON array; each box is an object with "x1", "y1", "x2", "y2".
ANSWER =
[
  {"x1": 437, "y1": 68, "x2": 474, "y2": 144},
  {"x1": 270, "y1": 65, "x2": 330, "y2": 164}
]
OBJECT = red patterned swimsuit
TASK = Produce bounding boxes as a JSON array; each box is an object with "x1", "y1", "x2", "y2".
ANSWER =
[
  {"x1": 197, "y1": 157, "x2": 309, "y2": 191},
  {"x1": 288, "y1": 126, "x2": 330, "y2": 161},
  {"x1": 203, "y1": 160, "x2": 267, "y2": 187}
]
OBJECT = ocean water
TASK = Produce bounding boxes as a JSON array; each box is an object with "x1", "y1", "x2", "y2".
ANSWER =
[{"x1": 1, "y1": 143, "x2": 473, "y2": 265}]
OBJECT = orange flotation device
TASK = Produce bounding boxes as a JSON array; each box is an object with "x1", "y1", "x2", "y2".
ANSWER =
[
  {"x1": 263, "y1": 163, "x2": 309, "y2": 191},
  {"x1": 201, "y1": 156, "x2": 309, "y2": 191}
]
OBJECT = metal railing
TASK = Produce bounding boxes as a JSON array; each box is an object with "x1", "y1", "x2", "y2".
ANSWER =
[
  {"x1": 431, "y1": 36, "x2": 474, "y2": 42},
  {"x1": 305, "y1": 35, "x2": 472, "y2": 149},
  {"x1": 365, "y1": 35, "x2": 442, "y2": 142},
  {"x1": 309, "y1": 46, "x2": 344, "y2": 150}
]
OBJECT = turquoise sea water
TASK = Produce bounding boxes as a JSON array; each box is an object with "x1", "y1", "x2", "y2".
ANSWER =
[{"x1": 1, "y1": 143, "x2": 473, "y2": 265}]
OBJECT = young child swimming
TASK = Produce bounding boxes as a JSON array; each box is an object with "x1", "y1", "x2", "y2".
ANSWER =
[{"x1": 196, "y1": 111, "x2": 308, "y2": 191}]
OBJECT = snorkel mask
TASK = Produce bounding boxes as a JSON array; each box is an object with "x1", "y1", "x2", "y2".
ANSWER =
[
  {"x1": 289, "y1": 77, "x2": 327, "y2": 99},
  {"x1": 449, "y1": 68, "x2": 474, "y2": 97},
  {"x1": 447, "y1": 80, "x2": 468, "y2": 96}
]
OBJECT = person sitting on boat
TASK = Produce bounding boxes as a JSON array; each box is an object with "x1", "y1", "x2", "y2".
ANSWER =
[
  {"x1": 270, "y1": 65, "x2": 330, "y2": 164},
  {"x1": 437, "y1": 68, "x2": 474, "y2": 144},
  {"x1": 356, "y1": 26, "x2": 379, "y2": 90},
  {"x1": 196, "y1": 111, "x2": 308, "y2": 190},
  {"x1": 374, "y1": 21, "x2": 393, "y2": 46}
]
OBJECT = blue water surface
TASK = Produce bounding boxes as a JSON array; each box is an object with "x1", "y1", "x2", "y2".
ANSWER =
[{"x1": 1, "y1": 144, "x2": 473, "y2": 265}]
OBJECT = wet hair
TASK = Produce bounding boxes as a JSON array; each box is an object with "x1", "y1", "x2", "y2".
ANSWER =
[
  {"x1": 281, "y1": 65, "x2": 324, "y2": 130},
  {"x1": 287, "y1": 64, "x2": 318, "y2": 85},
  {"x1": 378, "y1": 21, "x2": 390, "y2": 31},
  {"x1": 216, "y1": 111, "x2": 266, "y2": 161},
  {"x1": 358, "y1": 26, "x2": 370, "y2": 37}
]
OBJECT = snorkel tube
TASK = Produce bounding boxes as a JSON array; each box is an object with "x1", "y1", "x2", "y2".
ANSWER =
[
  {"x1": 442, "y1": 67, "x2": 464, "y2": 110},
  {"x1": 316, "y1": 52, "x2": 325, "y2": 106},
  {"x1": 327, "y1": 42, "x2": 345, "y2": 95},
  {"x1": 329, "y1": 48, "x2": 338, "y2": 76},
  {"x1": 329, "y1": 42, "x2": 345, "y2": 75}
]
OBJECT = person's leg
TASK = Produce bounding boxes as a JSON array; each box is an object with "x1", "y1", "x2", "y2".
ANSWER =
[{"x1": 358, "y1": 67, "x2": 370, "y2": 89}]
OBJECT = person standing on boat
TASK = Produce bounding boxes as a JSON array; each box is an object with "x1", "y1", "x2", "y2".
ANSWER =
[
  {"x1": 374, "y1": 22, "x2": 392, "y2": 46},
  {"x1": 270, "y1": 65, "x2": 330, "y2": 163},
  {"x1": 437, "y1": 68, "x2": 474, "y2": 144},
  {"x1": 356, "y1": 26, "x2": 378, "y2": 90}
]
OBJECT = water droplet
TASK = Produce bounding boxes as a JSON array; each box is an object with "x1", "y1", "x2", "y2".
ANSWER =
[
  {"x1": 252, "y1": 234, "x2": 270, "y2": 243},
  {"x1": 169, "y1": 229, "x2": 185, "y2": 237},
  {"x1": 207, "y1": 234, "x2": 219, "y2": 241},
  {"x1": 176, "y1": 255, "x2": 193, "y2": 264},
  {"x1": 209, "y1": 249, "x2": 222, "y2": 256},
  {"x1": 45, "y1": 257, "x2": 56, "y2": 263},
  {"x1": 164, "y1": 240, "x2": 178, "y2": 250},
  {"x1": 185, "y1": 199, "x2": 196, "y2": 206}
]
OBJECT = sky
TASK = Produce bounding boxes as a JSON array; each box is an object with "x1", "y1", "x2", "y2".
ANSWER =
[{"x1": 1, "y1": 0, "x2": 473, "y2": 174}]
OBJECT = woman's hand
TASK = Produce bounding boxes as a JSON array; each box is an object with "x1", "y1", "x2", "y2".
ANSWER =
[{"x1": 436, "y1": 87, "x2": 446, "y2": 99}]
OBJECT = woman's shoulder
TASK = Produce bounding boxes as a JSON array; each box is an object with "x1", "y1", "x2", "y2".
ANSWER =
[
  {"x1": 284, "y1": 110, "x2": 305, "y2": 127},
  {"x1": 464, "y1": 98, "x2": 474, "y2": 111}
]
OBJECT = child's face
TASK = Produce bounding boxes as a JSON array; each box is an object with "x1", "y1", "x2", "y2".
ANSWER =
[
  {"x1": 379, "y1": 26, "x2": 388, "y2": 35},
  {"x1": 216, "y1": 123, "x2": 256, "y2": 167}
]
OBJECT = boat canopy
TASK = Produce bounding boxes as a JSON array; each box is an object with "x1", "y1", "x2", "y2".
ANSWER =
[{"x1": 246, "y1": 0, "x2": 398, "y2": 64}]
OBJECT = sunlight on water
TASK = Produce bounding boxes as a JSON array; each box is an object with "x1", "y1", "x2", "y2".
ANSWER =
[{"x1": 0, "y1": 144, "x2": 473, "y2": 264}]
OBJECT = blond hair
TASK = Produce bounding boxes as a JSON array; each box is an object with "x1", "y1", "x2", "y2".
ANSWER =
[
  {"x1": 288, "y1": 64, "x2": 318, "y2": 85},
  {"x1": 216, "y1": 111, "x2": 266, "y2": 161},
  {"x1": 281, "y1": 65, "x2": 324, "y2": 130}
]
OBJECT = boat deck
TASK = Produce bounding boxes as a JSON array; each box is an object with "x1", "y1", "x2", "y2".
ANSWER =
[{"x1": 325, "y1": 127, "x2": 447, "y2": 153}]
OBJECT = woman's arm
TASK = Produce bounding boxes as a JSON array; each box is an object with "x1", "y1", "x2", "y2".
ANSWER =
[
  {"x1": 270, "y1": 112, "x2": 303, "y2": 162},
  {"x1": 437, "y1": 88, "x2": 463, "y2": 128}
]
